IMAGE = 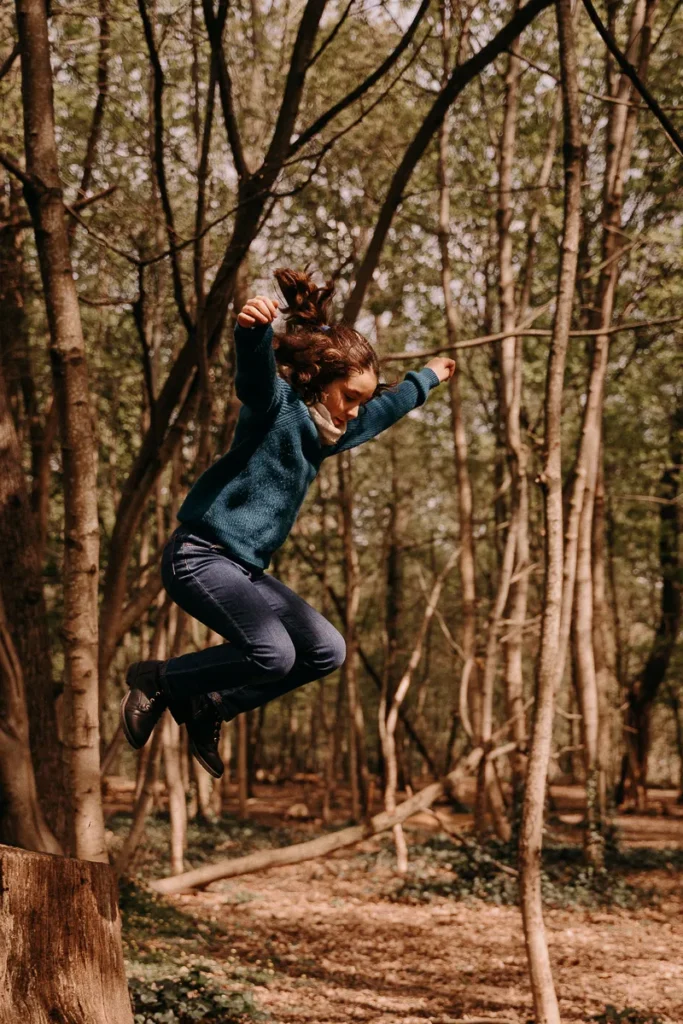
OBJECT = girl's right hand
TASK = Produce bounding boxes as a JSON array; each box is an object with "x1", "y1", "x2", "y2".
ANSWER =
[
  {"x1": 425, "y1": 355, "x2": 456, "y2": 383},
  {"x1": 237, "y1": 295, "x2": 279, "y2": 328}
]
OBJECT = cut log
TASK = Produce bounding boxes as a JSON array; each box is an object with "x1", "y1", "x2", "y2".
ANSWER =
[{"x1": 0, "y1": 844, "x2": 133, "y2": 1024}]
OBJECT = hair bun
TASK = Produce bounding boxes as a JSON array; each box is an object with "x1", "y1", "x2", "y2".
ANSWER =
[{"x1": 273, "y1": 267, "x2": 335, "y2": 330}]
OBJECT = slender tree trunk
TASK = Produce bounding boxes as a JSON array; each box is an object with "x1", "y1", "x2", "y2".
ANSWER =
[
  {"x1": 237, "y1": 713, "x2": 248, "y2": 818},
  {"x1": 519, "y1": 0, "x2": 581, "y2": 1018},
  {"x1": 16, "y1": 0, "x2": 106, "y2": 861},
  {"x1": 572, "y1": 440, "x2": 604, "y2": 865},
  {"x1": 664, "y1": 683, "x2": 683, "y2": 803},
  {"x1": 620, "y1": 397, "x2": 682, "y2": 808},
  {"x1": 162, "y1": 712, "x2": 187, "y2": 876},
  {"x1": 338, "y1": 452, "x2": 368, "y2": 820},
  {"x1": 114, "y1": 727, "x2": 163, "y2": 876},
  {"x1": 380, "y1": 548, "x2": 458, "y2": 873},
  {"x1": 496, "y1": 3, "x2": 531, "y2": 825},
  {"x1": 436, "y1": 0, "x2": 478, "y2": 775},
  {"x1": 564, "y1": 0, "x2": 657, "y2": 818},
  {"x1": 557, "y1": 0, "x2": 652, "y2": 689},
  {"x1": 163, "y1": 605, "x2": 188, "y2": 874},
  {"x1": 592, "y1": 452, "x2": 616, "y2": 806}
]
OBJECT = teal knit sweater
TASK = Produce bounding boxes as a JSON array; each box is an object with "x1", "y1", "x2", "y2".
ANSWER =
[{"x1": 177, "y1": 321, "x2": 441, "y2": 569}]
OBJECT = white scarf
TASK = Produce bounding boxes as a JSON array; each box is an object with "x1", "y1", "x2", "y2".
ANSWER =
[{"x1": 307, "y1": 401, "x2": 346, "y2": 445}]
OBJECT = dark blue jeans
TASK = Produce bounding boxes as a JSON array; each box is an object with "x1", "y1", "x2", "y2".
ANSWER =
[{"x1": 160, "y1": 524, "x2": 346, "y2": 720}]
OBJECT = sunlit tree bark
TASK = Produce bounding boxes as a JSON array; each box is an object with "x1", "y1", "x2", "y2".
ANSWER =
[
  {"x1": 15, "y1": 0, "x2": 106, "y2": 861},
  {"x1": 519, "y1": 0, "x2": 582, "y2": 1017}
]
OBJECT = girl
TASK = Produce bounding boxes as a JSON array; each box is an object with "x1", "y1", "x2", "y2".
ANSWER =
[{"x1": 121, "y1": 268, "x2": 455, "y2": 778}]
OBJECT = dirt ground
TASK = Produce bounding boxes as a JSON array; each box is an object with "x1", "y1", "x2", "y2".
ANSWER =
[{"x1": 121, "y1": 780, "x2": 683, "y2": 1024}]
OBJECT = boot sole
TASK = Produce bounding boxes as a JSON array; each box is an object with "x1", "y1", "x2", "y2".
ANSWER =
[{"x1": 189, "y1": 740, "x2": 224, "y2": 780}]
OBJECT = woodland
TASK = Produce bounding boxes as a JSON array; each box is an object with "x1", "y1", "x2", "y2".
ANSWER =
[{"x1": 0, "y1": 0, "x2": 682, "y2": 1020}]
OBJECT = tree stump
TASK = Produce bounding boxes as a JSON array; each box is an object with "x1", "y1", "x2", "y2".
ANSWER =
[{"x1": 0, "y1": 844, "x2": 133, "y2": 1024}]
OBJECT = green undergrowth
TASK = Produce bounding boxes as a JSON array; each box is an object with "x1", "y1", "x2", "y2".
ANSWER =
[
  {"x1": 121, "y1": 880, "x2": 271, "y2": 1023},
  {"x1": 590, "y1": 1007, "x2": 667, "y2": 1024},
  {"x1": 384, "y1": 835, "x2": 683, "y2": 909}
]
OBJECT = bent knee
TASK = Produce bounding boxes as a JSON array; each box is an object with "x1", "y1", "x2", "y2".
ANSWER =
[
  {"x1": 255, "y1": 639, "x2": 297, "y2": 680},
  {"x1": 313, "y1": 631, "x2": 346, "y2": 676}
]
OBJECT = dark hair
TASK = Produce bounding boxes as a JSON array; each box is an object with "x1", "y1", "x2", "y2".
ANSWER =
[{"x1": 272, "y1": 267, "x2": 395, "y2": 404}]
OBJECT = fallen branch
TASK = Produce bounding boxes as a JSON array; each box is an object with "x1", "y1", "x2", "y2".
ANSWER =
[{"x1": 150, "y1": 746, "x2": 490, "y2": 895}]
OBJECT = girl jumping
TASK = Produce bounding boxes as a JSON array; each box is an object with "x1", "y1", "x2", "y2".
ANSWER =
[{"x1": 121, "y1": 268, "x2": 455, "y2": 777}]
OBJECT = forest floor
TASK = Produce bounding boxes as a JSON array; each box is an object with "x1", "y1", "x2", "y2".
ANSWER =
[{"x1": 111, "y1": 780, "x2": 683, "y2": 1024}]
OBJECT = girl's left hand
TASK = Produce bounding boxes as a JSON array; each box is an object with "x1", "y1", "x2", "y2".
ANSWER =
[{"x1": 425, "y1": 356, "x2": 456, "y2": 383}]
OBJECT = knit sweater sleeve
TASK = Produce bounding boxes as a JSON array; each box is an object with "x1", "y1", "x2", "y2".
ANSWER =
[
  {"x1": 322, "y1": 367, "x2": 441, "y2": 456},
  {"x1": 233, "y1": 321, "x2": 279, "y2": 416}
]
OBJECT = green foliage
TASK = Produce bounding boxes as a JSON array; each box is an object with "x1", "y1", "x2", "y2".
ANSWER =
[
  {"x1": 386, "y1": 835, "x2": 674, "y2": 910},
  {"x1": 121, "y1": 879, "x2": 270, "y2": 1023},
  {"x1": 129, "y1": 969, "x2": 267, "y2": 1024},
  {"x1": 590, "y1": 1007, "x2": 666, "y2": 1024},
  {"x1": 119, "y1": 879, "x2": 208, "y2": 944}
]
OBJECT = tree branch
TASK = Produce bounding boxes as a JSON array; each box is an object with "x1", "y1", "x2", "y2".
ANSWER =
[
  {"x1": 290, "y1": 0, "x2": 431, "y2": 155},
  {"x1": 384, "y1": 314, "x2": 683, "y2": 361},
  {"x1": 137, "y1": 0, "x2": 194, "y2": 333},
  {"x1": 304, "y1": 0, "x2": 355, "y2": 70},
  {"x1": 581, "y1": 0, "x2": 683, "y2": 156},
  {"x1": 0, "y1": 41, "x2": 20, "y2": 82},
  {"x1": 0, "y1": 149, "x2": 37, "y2": 190},
  {"x1": 201, "y1": 0, "x2": 248, "y2": 181},
  {"x1": 343, "y1": 0, "x2": 556, "y2": 324}
]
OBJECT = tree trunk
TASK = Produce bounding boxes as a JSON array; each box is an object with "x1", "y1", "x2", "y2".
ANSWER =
[
  {"x1": 519, "y1": 0, "x2": 582, "y2": 1019},
  {"x1": 497, "y1": 12, "x2": 531, "y2": 822},
  {"x1": 0, "y1": 843, "x2": 133, "y2": 1023},
  {"x1": 380, "y1": 547, "x2": 458, "y2": 873},
  {"x1": 436, "y1": 2, "x2": 479, "y2": 774},
  {"x1": 571, "y1": 448, "x2": 604, "y2": 866},
  {"x1": 0, "y1": 590, "x2": 61, "y2": 855},
  {"x1": 0, "y1": 354, "x2": 67, "y2": 844},
  {"x1": 237, "y1": 713, "x2": 249, "y2": 818},
  {"x1": 557, "y1": 0, "x2": 652, "y2": 689},
  {"x1": 114, "y1": 726, "x2": 163, "y2": 876},
  {"x1": 620, "y1": 395, "x2": 682, "y2": 808},
  {"x1": 338, "y1": 451, "x2": 368, "y2": 819},
  {"x1": 592, "y1": 452, "x2": 617, "y2": 804},
  {"x1": 16, "y1": 0, "x2": 106, "y2": 862}
]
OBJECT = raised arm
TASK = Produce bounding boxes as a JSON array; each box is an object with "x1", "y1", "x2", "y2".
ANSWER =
[
  {"x1": 233, "y1": 294, "x2": 280, "y2": 416},
  {"x1": 322, "y1": 366, "x2": 441, "y2": 456}
]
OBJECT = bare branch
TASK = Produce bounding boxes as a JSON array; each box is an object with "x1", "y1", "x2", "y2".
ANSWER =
[
  {"x1": 343, "y1": 0, "x2": 556, "y2": 324},
  {"x1": 305, "y1": 0, "x2": 355, "y2": 70},
  {"x1": 0, "y1": 150, "x2": 36, "y2": 190},
  {"x1": 76, "y1": 0, "x2": 110, "y2": 201},
  {"x1": 290, "y1": 0, "x2": 431, "y2": 155},
  {"x1": 137, "y1": 0, "x2": 194, "y2": 333},
  {"x1": 0, "y1": 41, "x2": 20, "y2": 82},
  {"x1": 581, "y1": 0, "x2": 683, "y2": 156},
  {"x1": 201, "y1": 0, "x2": 248, "y2": 181},
  {"x1": 384, "y1": 314, "x2": 683, "y2": 361},
  {"x1": 264, "y1": 0, "x2": 330, "y2": 167}
]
